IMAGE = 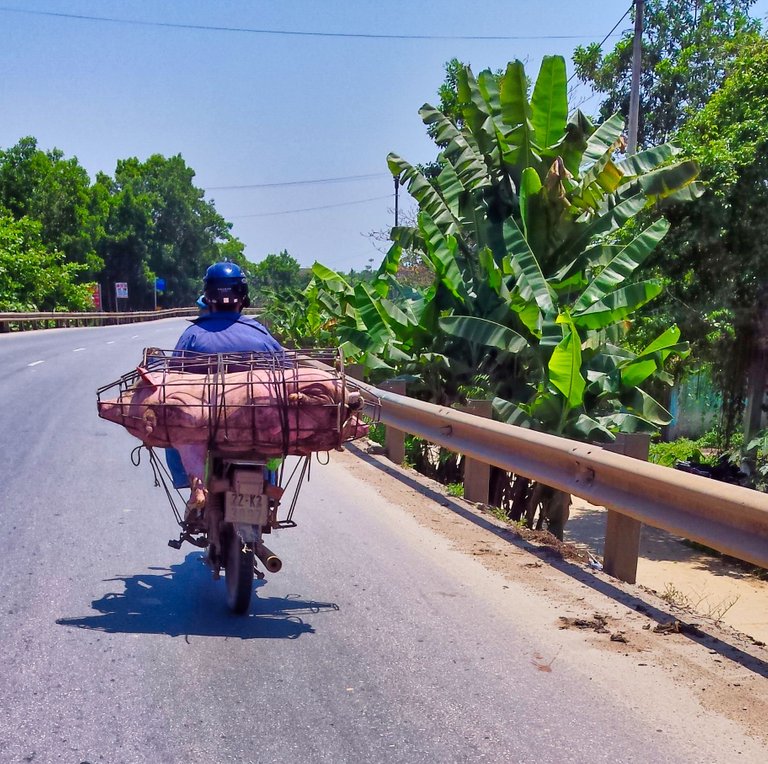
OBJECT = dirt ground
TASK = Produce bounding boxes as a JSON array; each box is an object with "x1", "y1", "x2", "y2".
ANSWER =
[
  {"x1": 567, "y1": 498, "x2": 768, "y2": 645},
  {"x1": 338, "y1": 441, "x2": 768, "y2": 746}
]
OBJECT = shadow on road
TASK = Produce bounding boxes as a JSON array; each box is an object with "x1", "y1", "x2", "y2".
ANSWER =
[
  {"x1": 347, "y1": 443, "x2": 768, "y2": 679},
  {"x1": 56, "y1": 552, "x2": 338, "y2": 640}
]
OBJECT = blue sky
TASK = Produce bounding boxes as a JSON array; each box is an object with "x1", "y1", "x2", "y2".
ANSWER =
[{"x1": 1, "y1": 1, "x2": 766, "y2": 274}]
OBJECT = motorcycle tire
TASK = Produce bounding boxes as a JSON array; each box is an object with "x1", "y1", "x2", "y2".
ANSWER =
[{"x1": 224, "y1": 525, "x2": 255, "y2": 615}]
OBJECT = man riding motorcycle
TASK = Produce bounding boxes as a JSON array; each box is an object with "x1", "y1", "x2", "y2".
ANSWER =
[{"x1": 165, "y1": 261, "x2": 284, "y2": 511}]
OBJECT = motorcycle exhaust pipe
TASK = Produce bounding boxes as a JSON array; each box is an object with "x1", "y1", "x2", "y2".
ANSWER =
[{"x1": 255, "y1": 542, "x2": 282, "y2": 573}]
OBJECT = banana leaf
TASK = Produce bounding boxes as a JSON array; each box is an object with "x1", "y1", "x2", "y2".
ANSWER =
[
  {"x1": 492, "y1": 396, "x2": 534, "y2": 427},
  {"x1": 572, "y1": 280, "x2": 663, "y2": 329},
  {"x1": 548, "y1": 319, "x2": 585, "y2": 408},
  {"x1": 519, "y1": 166, "x2": 542, "y2": 241},
  {"x1": 619, "y1": 359, "x2": 658, "y2": 388},
  {"x1": 502, "y1": 217, "x2": 555, "y2": 313},
  {"x1": 637, "y1": 160, "x2": 700, "y2": 202},
  {"x1": 574, "y1": 218, "x2": 670, "y2": 310},
  {"x1": 621, "y1": 388, "x2": 672, "y2": 425},
  {"x1": 569, "y1": 414, "x2": 615, "y2": 442},
  {"x1": 531, "y1": 55, "x2": 568, "y2": 153},
  {"x1": 439, "y1": 315, "x2": 529, "y2": 352},
  {"x1": 615, "y1": 143, "x2": 681, "y2": 176},
  {"x1": 387, "y1": 153, "x2": 462, "y2": 236},
  {"x1": 581, "y1": 112, "x2": 625, "y2": 170},
  {"x1": 312, "y1": 262, "x2": 353, "y2": 295},
  {"x1": 498, "y1": 61, "x2": 540, "y2": 170},
  {"x1": 420, "y1": 214, "x2": 468, "y2": 303}
]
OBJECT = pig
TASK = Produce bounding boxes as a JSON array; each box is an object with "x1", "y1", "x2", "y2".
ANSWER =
[{"x1": 98, "y1": 365, "x2": 368, "y2": 507}]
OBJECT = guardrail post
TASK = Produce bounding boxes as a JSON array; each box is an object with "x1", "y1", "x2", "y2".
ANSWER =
[
  {"x1": 459, "y1": 399, "x2": 493, "y2": 503},
  {"x1": 602, "y1": 433, "x2": 650, "y2": 584},
  {"x1": 379, "y1": 379, "x2": 406, "y2": 465}
]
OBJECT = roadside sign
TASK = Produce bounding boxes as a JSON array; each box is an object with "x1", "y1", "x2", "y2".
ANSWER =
[
  {"x1": 91, "y1": 284, "x2": 102, "y2": 310},
  {"x1": 115, "y1": 282, "x2": 129, "y2": 300},
  {"x1": 155, "y1": 278, "x2": 166, "y2": 293}
]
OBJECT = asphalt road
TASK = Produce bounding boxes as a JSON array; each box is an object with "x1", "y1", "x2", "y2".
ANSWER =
[{"x1": 0, "y1": 320, "x2": 755, "y2": 763}]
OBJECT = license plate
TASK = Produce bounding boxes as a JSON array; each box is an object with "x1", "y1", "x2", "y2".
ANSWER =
[{"x1": 225, "y1": 492, "x2": 269, "y2": 525}]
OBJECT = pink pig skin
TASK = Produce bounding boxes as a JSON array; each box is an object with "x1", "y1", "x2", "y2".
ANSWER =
[{"x1": 97, "y1": 366, "x2": 368, "y2": 462}]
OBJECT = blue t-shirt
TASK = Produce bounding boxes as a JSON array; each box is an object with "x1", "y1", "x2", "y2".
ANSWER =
[{"x1": 174, "y1": 312, "x2": 283, "y2": 355}]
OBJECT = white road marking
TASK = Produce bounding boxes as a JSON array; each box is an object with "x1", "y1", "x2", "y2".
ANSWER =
[
  {"x1": 131, "y1": 334, "x2": 139, "y2": 339},
  {"x1": 73, "y1": 347, "x2": 85, "y2": 352},
  {"x1": 106, "y1": 341, "x2": 115, "y2": 345},
  {"x1": 28, "y1": 360, "x2": 44, "y2": 367}
]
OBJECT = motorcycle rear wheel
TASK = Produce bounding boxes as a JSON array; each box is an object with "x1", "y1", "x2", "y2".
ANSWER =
[{"x1": 224, "y1": 526, "x2": 255, "y2": 614}]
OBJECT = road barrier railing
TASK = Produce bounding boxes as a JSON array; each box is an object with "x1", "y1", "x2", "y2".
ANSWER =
[
  {"x1": 0, "y1": 307, "x2": 268, "y2": 333},
  {"x1": 352, "y1": 377, "x2": 768, "y2": 581},
  {"x1": 0, "y1": 308, "x2": 199, "y2": 332}
]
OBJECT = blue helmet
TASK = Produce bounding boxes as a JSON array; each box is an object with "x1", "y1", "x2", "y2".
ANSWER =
[{"x1": 203, "y1": 261, "x2": 250, "y2": 307}]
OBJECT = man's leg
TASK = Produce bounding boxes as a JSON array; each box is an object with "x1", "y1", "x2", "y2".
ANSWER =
[{"x1": 165, "y1": 448, "x2": 189, "y2": 489}]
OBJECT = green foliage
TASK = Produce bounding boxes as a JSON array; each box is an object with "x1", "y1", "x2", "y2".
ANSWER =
[
  {"x1": 746, "y1": 430, "x2": 768, "y2": 491},
  {"x1": 96, "y1": 154, "x2": 240, "y2": 309},
  {"x1": 0, "y1": 216, "x2": 93, "y2": 311},
  {"x1": 648, "y1": 438, "x2": 705, "y2": 467},
  {"x1": 646, "y1": 34, "x2": 768, "y2": 437},
  {"x1": 250, "y1": 250, "x2": 302, "y2": 297},
  {"x1": 386, "y1": 57, "x2": 697, "y2": 438},
  {"x1": 267, "y1": 57, "x2": 698, "y2": 448},
  {"x1": 572, "y1": 1, "x2": 760, "y2": 148},
  {"x1": 446, "y1": 482, "x2": 464, "y2": 498},
  {"x1": 0, "y1": 137, "x2": 246, "y2": 312}
]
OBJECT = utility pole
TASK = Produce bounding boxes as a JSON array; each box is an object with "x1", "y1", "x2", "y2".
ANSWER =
[
  {"x1": 627, "y1": 0, "x2": 644, "y2": 154},
  {"x1": 394, "y1": 174, "x2": 400, "y2": 228}
]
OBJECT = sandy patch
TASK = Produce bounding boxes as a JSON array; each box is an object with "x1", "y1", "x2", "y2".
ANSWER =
[{"x1": 567, "y1": 497, "x2": 768, "y2": 645}]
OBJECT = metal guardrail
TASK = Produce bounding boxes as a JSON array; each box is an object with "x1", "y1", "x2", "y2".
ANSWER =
[
  {"x1": 0, "y1": 307, "x2": 265, "y2": 333},
  {"x1": 0, "y1": 308, "x2": 198, "y2": 332},
  {"x1": 353, "y1": 378, "x2": 768, "y2": 574}
]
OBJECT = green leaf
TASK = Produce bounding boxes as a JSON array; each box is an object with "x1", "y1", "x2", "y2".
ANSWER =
[
  {"x1": 619, "y1": 359, "x2": 658, "y2": 388},
  {"x1": 638, "y1": 160, "x2": 700, "y2": 202},
  {"x1": 621, "y1": 388, "x2": 672, "y2": 425},
  {"x1": 311, "y1": 262, "x2": 352, "y2": 294},
  {"x1": 499, "y1": 61, "x2": 539, "y2": 168},
  {"x1": 582, "y1": 112, "x2": 625, "y2": 169},
  {"x1": 439, "y1": 315, "x2": 529, "y2": 352},
  {"x1": 502, "y1": 218, "x2": 554, "y2": 313},
  {"x1": 615, "y1": 143, "x2": 681, "y2": 176},
  {"x1": 519, "y1": 167, "x2": 542, "y2": 241},
  {"x1": 548, "y1": 320, "x2": 586, "y2": 408},
  {"x1": 572, "y1": 281, "x2": 663, "y2": 329},
  {"x1": 574, "y1": 218, "x2": 670, "y2": 310},
  {"x1": 569, "y1": 414, "x2": 615, "y2": 442},
  {"x1": 492, "y1": 396, "x2": 534, "y2": 427},
  {"x1": 530, "y1": 55, "x2": 568, "y2": 150}
]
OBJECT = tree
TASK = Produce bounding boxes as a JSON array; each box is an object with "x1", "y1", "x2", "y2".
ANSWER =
[
  {"x1": 0, "y1": 137, "x2": 101, "y2": 275},
  {"x1": 0, "y1": 215, "x2": 93, "y2": 311},
  {"x1": 653, "y1": 34, "x2": 768, "y2": 441},
  {"x1": 250, "y1": 250, "x2": 301, "y2": 295},
  {"x1": 572, "y1": 1, "x2": 760, "y2": 148},
  {"x1": 96, "y1": 154, "x2": 244, "y2": 309}
]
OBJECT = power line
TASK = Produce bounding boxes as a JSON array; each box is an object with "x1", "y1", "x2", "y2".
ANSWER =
[
  {"x1": 206, "y1": 173, "x2": 388, "y2": 191},
  {"x1": 230, "y1": 195, "x2": 391, "y2": 218},
  {"x1": 568, "y1": 3, "x2": 634, "y2": 82},
  {"x1": 0, "y1": 6, "x2": 623, "y2": 41}
]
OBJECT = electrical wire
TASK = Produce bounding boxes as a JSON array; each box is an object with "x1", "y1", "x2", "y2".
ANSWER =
[
  {"x1": 230, "y1": 194, "x2": 391, "y2": 218},
  {"x1": 205, "y1": 173, "x2": 388, "y2": 191},
  {"x1": 568, "y1": 2, "x2": 634, "y2": 82},
  {"x1": 0, "y1": 6, "x2": 624, "y2": 41}
]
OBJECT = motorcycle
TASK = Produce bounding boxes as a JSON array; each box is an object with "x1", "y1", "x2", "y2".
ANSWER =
[{"x1": 97, "y1": 347, "x2": 372, "y2": 615}]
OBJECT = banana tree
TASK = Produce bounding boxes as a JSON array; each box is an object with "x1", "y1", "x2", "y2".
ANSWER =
[{"x1": 384, "y1": 56, "x2": 701, "y2": 535}]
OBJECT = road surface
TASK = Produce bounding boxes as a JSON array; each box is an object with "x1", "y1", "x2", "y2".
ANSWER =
[{"x1": 0, "y1": 320, "x2": 765, "y2": 763}]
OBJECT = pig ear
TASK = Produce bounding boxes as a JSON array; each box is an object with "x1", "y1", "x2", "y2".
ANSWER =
[{"x1": 136, "y1": 366, "x2": 160, "y2": 389}]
